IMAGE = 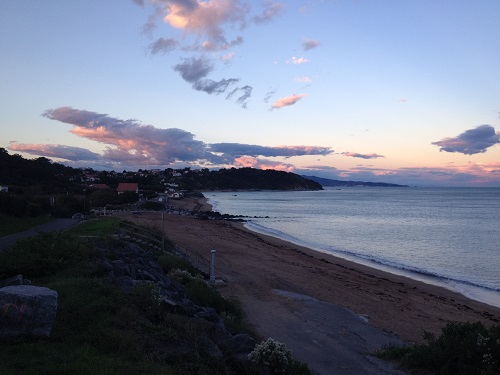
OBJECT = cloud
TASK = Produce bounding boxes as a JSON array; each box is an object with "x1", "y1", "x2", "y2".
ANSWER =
[
  {"x1": 342, "y1": 152, "x2": 385, "y2": 159},
  {"x1": 288, "y1": 56, "x2": 310, "y2": 64},
  {"x1": 221, "y1": 51, "x2": 234, "y2": 61},
  {"x1": 162, "y1": 0, "x2": 248, "y2": 47},
  {"x1": 271, "y1": 93, "x2": 307, "y2": 110},
  {"x1": 302, "y1": 37, "x2": 320, "y2": 51},
  {"x1": 173, "y1": 56, "x2": 251, "y2": 103},
  {"x1": 294, "y1": 76, "x2": 312, "y2": 83},
  {"x1": 8, "y1": 143, "x2": 101, "y2": 161},
  {"x1": 149, "y1": 37, "x2": 179, "y2": 55},
  {"x1": 39, "y1": 107, "x2": 333, "y2": 169},
  {"x1": 431, "y1": 125, "x2": 500, "y2": 155},
  {"x1": 173, "y1": 56, "x2": 213, "y2": 82},
  {"x1": 137, "y1": 1, "x2": 287, "y2": 107},
  {"x1": 227, "y1": 85, "x2": 252, "y2": 108},
  {"x1": 234, "y1": 156, "x2": 294, "y2": 172},
  {"x1": 263, "y1": 88, "x2": 276, "y2": 103},
  {"x1": 43, "y1": 107, "x2": 208, "y2": 165},
  {"x1": 252, "y1": 1, "x2": 284, "y2": 24},
  {"x1": 209, "y1": 143, "x2": 333, "y2": 158}
]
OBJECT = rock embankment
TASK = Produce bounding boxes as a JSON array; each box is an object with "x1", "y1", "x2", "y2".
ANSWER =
[{"x1": 93, "y1": 239, "x2": 256, "y2": 360}]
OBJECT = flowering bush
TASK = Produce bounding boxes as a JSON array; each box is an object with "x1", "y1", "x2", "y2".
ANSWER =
[{"x1": 248, "y1": 338, "x2": 292, "y2": 374}]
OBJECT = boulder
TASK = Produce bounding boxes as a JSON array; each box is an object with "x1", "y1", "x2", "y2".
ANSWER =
[{"x1": 0, "y1": 285, "x2": 58, "y2": 339}]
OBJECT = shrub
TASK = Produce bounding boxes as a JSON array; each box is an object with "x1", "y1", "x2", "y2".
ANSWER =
[
  {"x1": 249, "y1": 338, "x2": 293, "y2": 374},
  {"x1": 129, "y1": 281, "x2": 165, "y2": 323},
  {"x1": 158, "y1": 253, "x2": 198, "y2": 275},
  {"x1": 378, "y1": 321, "x2": 500, "y2": 375}
]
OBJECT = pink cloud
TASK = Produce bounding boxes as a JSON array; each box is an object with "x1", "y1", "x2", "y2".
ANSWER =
[
  {"x1": 162, "y1": 0, "x2": 247, "y2": 48},
  {"x1": 234, "y1": 156, "x2": 295, "y2": 172},
  {"x1": 288, "y1": 56, "x2": 310, "y2": 64},
  {"x1": 271, "y1": 94, "x2": 307, "y2": 110}
]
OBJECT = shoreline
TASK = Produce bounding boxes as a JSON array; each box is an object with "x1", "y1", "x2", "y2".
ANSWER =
[
  {"x1": 205, "y1": 191, "x2": 500, "y2": 309},
  {"x1": 113, "y1": 195, "x2": 500, "y2": 345},
  {"x1": 243, "y1": 220, "x2": 500, "y2": 309}
]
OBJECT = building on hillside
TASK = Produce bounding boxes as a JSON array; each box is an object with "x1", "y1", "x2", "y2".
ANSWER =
[{"x1": 116, "y1": 183, "x2": 139, "y2": 194}]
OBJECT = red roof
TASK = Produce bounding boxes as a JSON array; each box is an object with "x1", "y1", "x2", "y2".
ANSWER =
[{"x1": 116, "y1": 183, "x2": 139, "y2": 193}]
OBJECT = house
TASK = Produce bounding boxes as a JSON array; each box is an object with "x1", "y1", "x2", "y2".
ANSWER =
[{"x1": 116, "y1": 183, "x2": 139, "y2": 194}]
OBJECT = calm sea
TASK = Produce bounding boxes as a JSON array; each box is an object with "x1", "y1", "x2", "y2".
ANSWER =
[{"x1": 205, "y1": 187, "x2": 500, "y2": 308}]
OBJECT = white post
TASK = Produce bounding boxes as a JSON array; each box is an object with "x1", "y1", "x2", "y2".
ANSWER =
[{"x1": 210, "y1": 249, "x2": 216, "y2": 283}]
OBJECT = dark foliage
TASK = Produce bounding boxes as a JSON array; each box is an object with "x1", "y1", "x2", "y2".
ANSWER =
[
  {"x1": 177, "y1": 167, "x2": 323, "y2": 191},
  {"x1": 378, "y1": 321, "x2": 500, "y2": 375}
]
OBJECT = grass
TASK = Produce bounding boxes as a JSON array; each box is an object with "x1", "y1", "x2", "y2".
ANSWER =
[
  {"x1": 0, "y1": 220, "x2": 313, "y2": 375},
  {"x1": 64, "y1": 217, "x2": 121, "y2": 237},
  {"x1": 0, "y1": 213, "x2": 54, "y2": 237}
]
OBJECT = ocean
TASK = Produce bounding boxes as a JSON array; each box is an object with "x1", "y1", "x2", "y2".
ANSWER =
[{"x1": 205, "y1": 187, "x2": 500, "y2": 308}]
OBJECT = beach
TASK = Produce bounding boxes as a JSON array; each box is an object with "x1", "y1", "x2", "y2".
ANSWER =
[{"x1": 113, "y1": 195, "x2": 500, "y2": 373}]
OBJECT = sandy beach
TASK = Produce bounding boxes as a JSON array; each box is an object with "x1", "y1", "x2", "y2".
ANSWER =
[{"x1": 113, "y1": 195, "x2": 500, "y2": 373}]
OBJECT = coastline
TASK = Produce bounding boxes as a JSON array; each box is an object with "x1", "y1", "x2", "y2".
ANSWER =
[
  {"x1": 115, "y1": 195, "x2": 500, "y2": 345},
  {"x1": 243, "y1": 220, "x2": 500, "y2": 309}
]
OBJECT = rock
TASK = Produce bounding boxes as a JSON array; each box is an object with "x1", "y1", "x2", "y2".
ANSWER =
[
  {"x1": 0, "y1": 274, "x2": 24, "y2": 287},
  {"x1": 228, "y1": 333, "x2": 256, "y2": 356},
  {"x1": 0, "y1": 285, "x2": 58, "y2": 338}
]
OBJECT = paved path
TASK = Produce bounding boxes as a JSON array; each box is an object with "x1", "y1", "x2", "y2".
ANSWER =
[
  {"x1": 243, "y1": 290, "x2": 406, "y2": 375},
  {"x1": 0, "y1": 218, "x2": 81, "y2": 251}
]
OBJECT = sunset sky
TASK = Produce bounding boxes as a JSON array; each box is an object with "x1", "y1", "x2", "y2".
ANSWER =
[{"x1": 1, "y1": 0, "x2": 499, "y2": 186}]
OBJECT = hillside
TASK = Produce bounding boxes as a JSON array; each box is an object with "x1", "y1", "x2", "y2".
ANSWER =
[{"x1": 177, "y1": 168, "x2": 323, "y2": 191}]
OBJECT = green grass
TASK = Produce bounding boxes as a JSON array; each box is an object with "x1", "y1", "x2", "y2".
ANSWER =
[
  {"x1": 0, "y1": 213, "x2": 54, "y2": 237},
  {"x1": 64, "y1": 217, "x2": 121, "y2": 237},
  {"x1": 0, "y1": 230, "x2": 313, "y2": 375},
  {"x1": 0, "y1": 232, "x2": 255, "y2": 374}
]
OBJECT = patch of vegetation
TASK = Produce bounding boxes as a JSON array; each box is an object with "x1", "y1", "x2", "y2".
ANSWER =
[
  {"x1": 0, "y1": 231, "x2": 313, "y2": 374},
  {"x1": 158, "y1": 253, "x2": 200, "y2": 275},
  {"x1": 377, "y1": 321, "x2": 500, "y2": 375},
  {"x1": 0, "y1": 232, "x2": 97, "y2": 279},
  {"x1": 65, "y1": 217, "x2": 121, "y2": 237}
]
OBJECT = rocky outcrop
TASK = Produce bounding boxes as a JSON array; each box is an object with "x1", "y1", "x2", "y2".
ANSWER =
[
  {"x1": 0, "y1": 285, "x2": 58, "y2": 339},
  {"x1": 95, "y1": 240, "x2": 256, "y2": 360}
]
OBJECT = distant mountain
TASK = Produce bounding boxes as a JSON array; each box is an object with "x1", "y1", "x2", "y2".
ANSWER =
[{"x1": 302, "y1": 175, "x2": 408, "y2": 188}]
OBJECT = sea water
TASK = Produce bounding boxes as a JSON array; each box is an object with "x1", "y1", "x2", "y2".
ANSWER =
[{"x1": 205, "y1": 187, "x2": 500, "y2": 308}]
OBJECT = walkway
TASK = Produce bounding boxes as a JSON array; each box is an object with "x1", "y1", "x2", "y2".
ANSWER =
[{"x1": 0, "y1": 218, "x2": 80, "y2": 251}]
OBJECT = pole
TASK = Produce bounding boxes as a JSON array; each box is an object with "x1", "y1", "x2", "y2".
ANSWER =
[
  {"x1": 83, "y1": 189, "x2": 87, "y2": 219},
  {"x1": 162, "y1": 211, "x2": 165, "y2": 252},
  {"x1": 210, "y1": 249, "x2": 216, "y2": 283}
]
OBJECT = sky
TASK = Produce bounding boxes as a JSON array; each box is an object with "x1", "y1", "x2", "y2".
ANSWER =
[{"x1": 1, "y1": 0, "x2": 499, "y2": 187}]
